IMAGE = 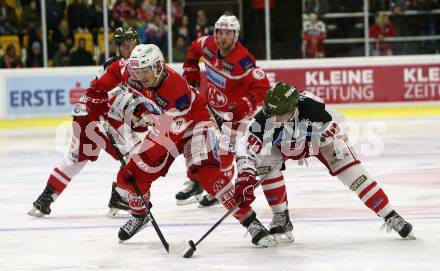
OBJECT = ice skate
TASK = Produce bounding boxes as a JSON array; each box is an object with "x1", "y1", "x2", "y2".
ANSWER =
[
  {"x1": 118, "y1": 213, "x2": 151, "y2": 242},
  {"x1": 242, "y1": 212, "x2": 277, "y2": 247},
  {"x1": 198, "y1": 194, "x2": 220, "y2": 208},
  {"x1": 269, "y1": 210, "x2": 294, "y2": 243},
  {"x1": 28, "y1": 185, "x2": 55, "y2": 218},
  {"x1": 107, "y1": 183, "x2": 130, "y2": 218},
  {"x1": 175, "y1": 180, "x2": 204, "y2": 205},
  {"x1": 381, "y1": 210, "x2": 415, "y2": 239}
]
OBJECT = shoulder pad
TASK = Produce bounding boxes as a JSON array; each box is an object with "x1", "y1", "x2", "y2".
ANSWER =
[
  {"x1": 239, "y1": 55, "x2": 256, "y2": 71},
  {"x1": 102, "y1": 56, "x2": 120, "y2": 70},
  {"x1": 175, "y1": 94, "x2": 190, "y2": 111}
]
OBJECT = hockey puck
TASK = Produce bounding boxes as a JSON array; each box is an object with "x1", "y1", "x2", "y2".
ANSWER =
[{"x1": 182, "y1": 240, "x2": 196, "y2": 258}]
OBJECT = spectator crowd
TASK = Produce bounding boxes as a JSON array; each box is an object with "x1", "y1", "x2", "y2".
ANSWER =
[
  {"x1": 303, "y1": 0, "x2": 440, "y2": 57},
  {"x1": 0, "y1": 0, "x2": 439, "y2": 67},
  {"x1": 0, "y1": 0, "x2": 212, "y2": 68}
]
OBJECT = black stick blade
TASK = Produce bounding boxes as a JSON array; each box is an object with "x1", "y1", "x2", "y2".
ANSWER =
[{"x1": 183, "y1": 240, "x2": 196, "y2": 258}]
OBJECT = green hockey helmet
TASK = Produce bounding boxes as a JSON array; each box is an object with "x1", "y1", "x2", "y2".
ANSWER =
[
  {"x1": 264, "y1": 81, "x2": 299, "y2": 117},
  {"x1": 113, "y1": 26, "x2": 139, "y2": 57}
]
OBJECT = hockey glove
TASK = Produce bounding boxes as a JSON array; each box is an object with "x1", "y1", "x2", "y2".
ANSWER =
[
  {"x1": 85, "y1": 90, "x2": 109, "y2": 121},
  {"x1": 183, "y1": 63, "x2": 201, "y2": 88},
  {"x1": 130, "y1": 101, "x2": 156, "y2": 132},
  {"x1": 230, "y1": 95, "x2": 256, "y2": 122},
  {"x1": 234, "y1": 172, "x2": 258, "y2": 208}
]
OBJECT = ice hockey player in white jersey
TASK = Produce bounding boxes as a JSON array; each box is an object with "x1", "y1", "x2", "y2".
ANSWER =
[{"x1": 233, "y1": 81, "x2": 415, "y2": 243}]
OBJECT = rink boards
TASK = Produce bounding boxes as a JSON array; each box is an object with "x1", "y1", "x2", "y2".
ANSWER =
[{"x1": 0, "y1": 54, "x2": 440, "y2": 129}]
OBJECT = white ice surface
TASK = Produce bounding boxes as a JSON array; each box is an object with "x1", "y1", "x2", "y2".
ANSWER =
[{"x1": 1, "y1": 117, "x2": 440, "y2": 271}]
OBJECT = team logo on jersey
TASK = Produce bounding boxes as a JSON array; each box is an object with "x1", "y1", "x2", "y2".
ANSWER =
[
  {"x1": 203, "y1": 47, "x2": 214, "y2": 59},
  {"x1": 206, "y1": 66, "x2": 226, "y2": 89},
  {"x1": 252, "y1": 68, "x2": 266, "y2": 80},
  {"x1": 207, "y1": 83, "x2": 228, "y2": 108},
  {"x1": 222, "y1": 60, "x2": 234, "y2": 73}
]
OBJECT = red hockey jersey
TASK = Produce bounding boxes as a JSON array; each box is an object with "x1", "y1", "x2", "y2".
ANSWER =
[
  {"x1": 133, "y1": 65, "x2": 211, "y2": 141},
  {"x1": 183, "y1": 35, "x2": 270, "y2": 119}
]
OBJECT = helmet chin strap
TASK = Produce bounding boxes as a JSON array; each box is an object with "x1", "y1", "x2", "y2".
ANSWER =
[
  {"x1": 290, "y1": 107, "x2": 299, "y2": 122},
  {"x1": 147, "y1": 62, "x2": 164, "y2": 88}
]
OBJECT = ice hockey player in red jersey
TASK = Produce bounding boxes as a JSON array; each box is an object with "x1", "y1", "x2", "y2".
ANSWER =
[
  {"x1": 28, "y1": 27, "x2": 141, "y2": 218},
  {"x1": 87, "y1": 44, "x2": 277, "y2": 246},
  {"x1": 179, "y1": 14, "x2": 271, "y2": 207},
  {"x1": 233, "y1": 81, "x2": 415, "y2": 243}
]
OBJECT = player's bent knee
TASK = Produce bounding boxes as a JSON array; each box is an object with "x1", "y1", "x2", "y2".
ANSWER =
[{"x1": 336, "y1": 164, "x2": 371, "y2": 191}]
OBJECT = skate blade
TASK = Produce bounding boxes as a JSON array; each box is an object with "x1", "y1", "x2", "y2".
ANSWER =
[
  {"x1": 197, "y1": 201, "x2": 221, "y2": 208},
  {"x1": 273, "y1": 232, "x2": 294, "y2": 243},
  {"x1": 27, "y1": 207, "x2": 46, "y2": 218},
  {"x1": 255, "y1": 236, "x2": 278, "y2": 248},
  {"x1": 176, "y1": 194, "x2": 204, "y2": 206},
  {"x1": 107, "y1": 208, "x2": 131, "y2": 218},
  {"x1": 406, "y1": 230, "x2": 417, "y2": 240}
]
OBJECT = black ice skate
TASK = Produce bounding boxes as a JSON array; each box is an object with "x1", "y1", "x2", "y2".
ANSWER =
[
  {"x1": 118, "y1": 213, "x2": 151, "y2": 242},
  {"x1": 241, "y1": 212, "x2": 277, "y2": 247},
  {"x1": 107, "y1": 183, "x2": 130, "y2": 218},
  {"x1": 198, "y1": 194, "x2": 220, "y2": 208},
  {"x1": 28, "y1": 185, "x2": 55, "y2": 217},
  {"x1": 175, "y1": 180, "x2": 203, "y2": 205},
  {"x1": 381, "y1": 210, "x2": 415, "y2": 239},
  {"x1": 269, "y1": 210, "x2": 294, "y2": 243}
]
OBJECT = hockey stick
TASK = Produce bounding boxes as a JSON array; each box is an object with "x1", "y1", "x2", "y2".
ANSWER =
[
  {"x1": 99, "y1": 115, "x2": 170, "y2": 253},
  {"x1": 207, "y1": 106, "x2": 223, "y2": 132},
  {"x1": 183, "y1": 158, "x2": 286, "y2": 258}
]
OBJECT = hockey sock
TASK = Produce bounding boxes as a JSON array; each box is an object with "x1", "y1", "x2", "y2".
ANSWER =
[
  {"x1": 128, "y1": 191, "x2": 151, "y2": 216},
  {"x1": 46, "y1": 160, "x2": 88, "y2": 200},
  {"x1": 262, "y1": 176, "x2": 288, "y2": 213},
  {"x1": 220, "y1": 151, "x2": 235, "y2": 179},
  {"x1": 338, "y1": 164, "x2": 393, "y2": 218}
]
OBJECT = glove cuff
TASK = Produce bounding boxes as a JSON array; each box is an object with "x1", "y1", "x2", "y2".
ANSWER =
[{"x1": 241, "y1": 95, "x2": 256, "y2": 114}]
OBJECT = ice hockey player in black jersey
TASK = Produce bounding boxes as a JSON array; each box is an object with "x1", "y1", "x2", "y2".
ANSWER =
[{"x1": 233, "y1": 81, "x2": 415, "y2": 243}]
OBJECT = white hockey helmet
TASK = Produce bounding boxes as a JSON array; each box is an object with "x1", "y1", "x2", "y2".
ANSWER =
[
  {"x1": 129, "y1": 44, "x2": 164, "y2": 77},
  {"x1": 214, "y1": 15, "x2": 240, "y2": 42}
]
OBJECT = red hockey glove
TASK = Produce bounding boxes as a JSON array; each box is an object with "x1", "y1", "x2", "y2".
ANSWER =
[
  {"x1": 130, "y1": 102, "x2": 155, "y2": 132},
  {"x1": 85, "y1": 90, "x2": 109, "y2": 121},
  {"x1": 230, "y1": 95, "x2": 256, "y2": 121},
  {"x1": 234, "y1": 172, "x2": 258, "y2": 208},
  {"x1": 183, "y1": 64, "x2": 201, "y2": 88}
]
